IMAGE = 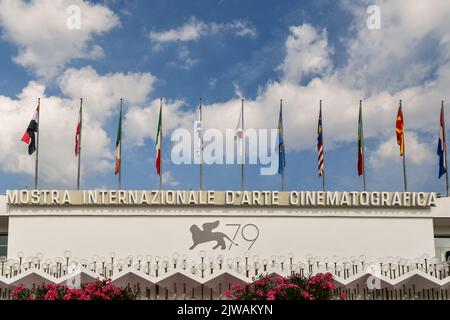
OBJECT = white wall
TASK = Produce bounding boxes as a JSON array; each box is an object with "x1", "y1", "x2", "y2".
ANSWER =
[
  {"x1": 431, "y1": 197, "x2": 450, "y2": 217},
  {"x1": 7, "y1": 214, "x2": 435, "y2": 261}
]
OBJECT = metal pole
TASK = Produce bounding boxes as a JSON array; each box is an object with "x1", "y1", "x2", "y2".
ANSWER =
[
  {"x1": 280, "y1": 99, "x2": 285, "y2": 192},
  {"x1": 400, "y1": 99, "x2": 407, "y2": 192},
  {"x1": 241, "y1": 98, "x2": 245, "y2": 191},
  {"x1": 34, "y1": 98, "x2": 40, "y2": 190},
  {"x1": 159, "y1": 97, "x2": 163, "y2": 191},
  {"x1": 119, "y1": 99, "x2": 123, "y2": 190},
  {"x1": 320, "y1": 100, "x2": 325, "y2": 192},
  {"x1": 77, "y1": 98, "x2": 83, "y2": 190},
  {"x1": 360, "y1": 100, "x2": 367, "y2": 191},
  {"x1": 199, "y1": 98, "x2": 203, "y2": 191},
  {"x1": 442, "y1": 101, "x2": 449, "y2": 197}
]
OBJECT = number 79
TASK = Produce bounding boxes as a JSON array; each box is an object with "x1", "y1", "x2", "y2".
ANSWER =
[{"x1": 225, "y1": 224, "x2": 259, "y2": 250}]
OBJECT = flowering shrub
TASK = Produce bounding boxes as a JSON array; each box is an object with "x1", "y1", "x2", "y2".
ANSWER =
[
  {"x1": 12, "y1": 279, "x2": 140, "y2": 300},
  {"x1": 225, "y1": 272, "x2": 344, "y2": 301}
]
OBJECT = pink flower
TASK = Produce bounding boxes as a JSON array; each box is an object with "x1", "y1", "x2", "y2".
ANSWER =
[
  {"x1": 321, "y1": 281, "x2": 336, "y2": 290},
  {"x1": 256, "y1": 279, "x2": 266, "y2": 286},
  {"x1": 267, "y1": 290, "x2": 276, "y2": 301},
  {"x1": 224, "y1": 290, "x2": 233, "y2": 299},
  {"x1": 324, "y1": 272, "x2": 333, "y2": 281},
  {"x1": 341, "y1": 292, "x2": 347, "y2": 300},
  {"x1": 44, "y1": 289, "x2": 58, "y2": 300},
  {"x1": 300, "y1": 291, "x2": 315, "y2": 300},
  {"x1": 11, "y1": 278, "x2": 138, "y2": 301},
  {"x1": 231, "y1": 284, "x2": 242, "y2": 291},
  {"x1": 286, "y1": 283, "x2": 299, "y2": 289}
]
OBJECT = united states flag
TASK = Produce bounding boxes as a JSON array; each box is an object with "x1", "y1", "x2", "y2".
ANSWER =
[{"x1": 317, "y1": 106, "x2": 324, "y2": 176}]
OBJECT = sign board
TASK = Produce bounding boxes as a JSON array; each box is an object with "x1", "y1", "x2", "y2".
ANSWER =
[{"x1": 6, "y1": 190, "x2": 438, "y2": 208}]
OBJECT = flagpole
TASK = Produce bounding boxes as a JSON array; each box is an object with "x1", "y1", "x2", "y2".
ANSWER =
[
  {"x1": 400, "y1": 99, "x2": 408, "y2": 192},
  {"x1": 77, "y1": 98, "x2": 83, "y2": 190},
  {"x1": 320, "y1": 100, "x2": 326, "y2": 192},
  {"x1": 34, "y1": 98, "x2": 40, "y2": 190},
  {"x1": 119, "y1": 98, "x2": 123, "y2": 190},
  {"x1": 280, "y1": 99, "x2": 285, "y2": 192},
  {"x1": 241, "y1": 99, "x2": 245, "y2": 191},
  {"x1": 199, "y1": 98, "x2": 203, "y2": 191},
  {"x1": 159, "y1": 97, "x2": 163, "y2": 191},
  {"x1": 442, "y1": 101, "x2": 449, "y2": 197},
  {"x1": 360, "y1": 100, "x2": 367, "y2": 191}
]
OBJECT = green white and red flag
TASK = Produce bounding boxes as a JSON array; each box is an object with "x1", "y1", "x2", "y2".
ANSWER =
[{"x1": 155, "y1": 104, "x2": 162, "y2": 176}]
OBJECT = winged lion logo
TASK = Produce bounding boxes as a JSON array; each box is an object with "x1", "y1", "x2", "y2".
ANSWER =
[{"x1": 189, "y1": 220, "x2": 238, "y2": 250}]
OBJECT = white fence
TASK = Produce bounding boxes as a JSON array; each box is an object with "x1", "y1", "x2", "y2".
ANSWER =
[{"x1": 1, "y1": 252, "x2": 449, "y2": 300}]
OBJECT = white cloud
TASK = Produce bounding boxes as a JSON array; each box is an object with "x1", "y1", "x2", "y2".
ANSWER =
[
  {"x1": 124, "y1": 98, "x2": 194, "y2": 147},
  {"x1": 149, "y1": 17, "x2": 207, "y2": 43},
  {"x1": 208, "y1": 77, "x2": 218, "y2": 88},
  {"x1": 58, "y1": 66, "x2": 156, "y2": 119},
  {"x1": 148, "y1": 17, "x2": 256, "y2": 45},
  {"x1": 168, "y1": 45, "x2": 199, "y2": 70},
  {"x1": 0, "y1": 67, "x2": 156, "y2": 186},
  {"x1": 0, "y1": 0, "x2": 119, "y2": 78},
  {"x1": 279, "y1": 24, "x2": 333, "y2": 83},
  {"x1": 149, "y1": 17, "x2": 256, "y2": 70},
  {"x1": 220, "y1": 20, "x2": 257, "y2": 38},
  {"x1": 369, "y1": 133, "x2": 433, "y2": 168},
  {"x1": 162, "y1": 171, "x2": 180, "y2": 187},
  {"x1": 340, "y1": 0, "x2": 450, "y2": 93}
]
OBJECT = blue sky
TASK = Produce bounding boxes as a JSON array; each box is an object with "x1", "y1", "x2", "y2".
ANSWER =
[{"x1": 0, "y1": 0, "x2": 449, "y2": 194}]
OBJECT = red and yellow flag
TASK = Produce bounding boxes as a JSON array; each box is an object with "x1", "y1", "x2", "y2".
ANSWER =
[
  {"x1": 115, "y1": 106, "x2": 122, "y2": 175},
  {"x1": 396, "y1": 106, "x2": 405, "y2": 156},
  {"x1": 155, "y1": 103, "x2": 162, "y2": 176}
]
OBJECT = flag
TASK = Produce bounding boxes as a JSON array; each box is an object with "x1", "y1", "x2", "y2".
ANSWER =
[
  {"x1": 438, "y1": 106, "x2": 447, "y2": 178},
  {"x1": 396, "y1": 106, "x2": 405, "y2": 156},
  {"x1": 75, "y1": 107, "x2": 81, "y2": 156},
  {"x1": 234, "y1": 106, "x2": 243, "y2": 140},
  {"x1": 235, "y1": 104, "x2": 244, "y2": 161},
  {"x1": 115, "y1": 107, "x2": 122, "y2": 175},
  {"x1": 155, "y1": 104, "x2": 162, "y2": 176},
  {"x1": 194, "y1": 103, "x2": 203, "y2": 160},
  {"x1": 317, "y1": 107, "x2": 324, "y2": 176},
  {"x1": 357, "y1": 104, "x2": 364, "y2": 176},
  {"x1": 278, "y1": 106, "x2": 285, "y2": 175},
  {"x1": 21, "y1": 106, "x2": 39, "y2": 155}
]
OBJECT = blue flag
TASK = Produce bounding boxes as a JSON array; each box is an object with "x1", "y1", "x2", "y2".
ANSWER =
[{"x1": 278, "y1": 107, "x2": 285, "y2": 175}]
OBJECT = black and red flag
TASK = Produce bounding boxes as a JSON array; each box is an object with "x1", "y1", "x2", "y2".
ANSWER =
[{"x1": 21, "y1": 106, "x2": 39, "y2": 155}]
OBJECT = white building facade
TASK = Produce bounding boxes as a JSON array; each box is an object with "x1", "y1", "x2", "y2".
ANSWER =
[{"x1": 0, "y1": 190, "x2": 450, "y2": 300}]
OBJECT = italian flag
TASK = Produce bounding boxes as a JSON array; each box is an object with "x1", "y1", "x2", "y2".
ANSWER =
[
  {"x1": 115, "y1": 107, "x2": 122, "y2": 175},
  {"x1": 155, "y1": 104, "x2": 162, "y2": 176}
]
